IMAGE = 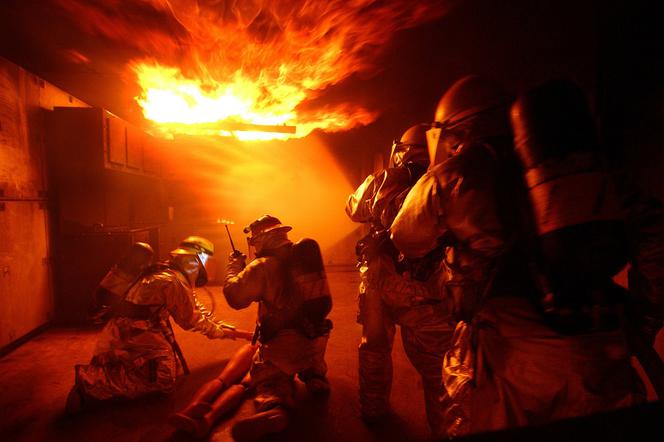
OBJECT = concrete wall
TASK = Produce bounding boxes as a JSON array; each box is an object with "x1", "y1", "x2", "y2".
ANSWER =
[{"x1": 0, "y1": 56, "x2": 87, "y2": 349}]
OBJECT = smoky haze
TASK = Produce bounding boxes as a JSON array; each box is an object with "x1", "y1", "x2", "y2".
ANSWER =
[{"x1": 161, "y1": 133, "x2": 357, "y2": 260}]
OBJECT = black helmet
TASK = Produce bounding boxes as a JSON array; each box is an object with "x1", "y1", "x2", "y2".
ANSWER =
[
  {"x1": 243, "y1": 215, "x2": 292, "y2": 241},
  {"x1": 117, "y1": 242, "x2": 154, "y2": 276},
  {"x1": 428, "y1": 75, "x2": 510, "y2": 165}
]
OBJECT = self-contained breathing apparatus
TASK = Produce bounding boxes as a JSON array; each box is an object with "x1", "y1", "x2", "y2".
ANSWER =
[
  {"x1": 255, "y1": 238, "x2": 334, "y2": 343},
  {"x1": 510, "y1": 79, "x2": 629, "y2": 335}
]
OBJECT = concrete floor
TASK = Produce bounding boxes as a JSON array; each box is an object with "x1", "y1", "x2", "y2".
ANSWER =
[{"x1": 0, "y1": 270, "x2": 432, "y2": 442}]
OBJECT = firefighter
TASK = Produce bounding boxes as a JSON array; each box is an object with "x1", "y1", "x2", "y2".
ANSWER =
[
  {"x1": 345, "y1": 124, "x2": 453, "y2": 438},
  {"x1": 391, "y1": 76, "x2": 644, "y2": 436},
  {"x1": 66, "y1": 236, "x2": 251, "y2": 413},
  {"x1": 223, "y1": 215, "x2": 332, "y2": 441}
]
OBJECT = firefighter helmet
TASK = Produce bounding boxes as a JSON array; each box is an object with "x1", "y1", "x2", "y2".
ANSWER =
[
  {"x1": 243, "y1": 215, "x2": 292, "y2": 240},
  {"x1": 179, "y1": 236, "x2": 215, "y2": 256},
  {"x1": 389, "y1": 124, "x2": 430, "y2": 168},
  {"x1": 428, "y1": 75, "x2": 510, "y2": 165},
  {"x1": 170, "y1": 236, "x2": 214, "y2": 286},
  {"x1": 117, "y1": 242, "x2": 154, "y2": 275}
]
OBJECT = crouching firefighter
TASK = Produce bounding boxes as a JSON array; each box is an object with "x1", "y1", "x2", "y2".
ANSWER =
[
  {"x1": 66, "y1": 236, "x2": 252, "y2": 413},
  {"x1": 346, "y1": 124, "x2": 454, "y2": 438},
  {"x1": 223, "y1": 215, "x2": 332, "y2": 441}
]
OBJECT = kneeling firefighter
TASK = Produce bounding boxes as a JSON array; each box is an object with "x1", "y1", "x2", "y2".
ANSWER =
[
  {"x1": 345, "y1": 124, "x2": 454, "y2": 437},
  {"x1": 67, "y1": 236, "x2": 252, "y2": 412},
  {"x1": 223, "y1": 215, "x2": 332, "y2": 441}
]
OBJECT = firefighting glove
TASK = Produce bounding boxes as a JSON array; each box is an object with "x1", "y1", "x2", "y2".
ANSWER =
[
  {"x1": 212, "y1": 322, "x2": 254, "y2": 341},
  {"x1": 227, "y1": 251, "x2": 247, "y2": 275}
]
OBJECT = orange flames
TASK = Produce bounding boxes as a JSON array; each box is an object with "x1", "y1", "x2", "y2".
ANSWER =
[
  {"x1": 131, "y1": 61, "x2": 378, "y2": 140},
  {"x1": 55, "y1": 0, "x2": 450, "y2": 140},
  {"x1": 63, "y1": 0, "x2": 449, "y2": 139}
]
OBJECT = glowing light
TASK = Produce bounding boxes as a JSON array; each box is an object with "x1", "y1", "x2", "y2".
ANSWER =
[
  {"x1": 133, "y1": 61, "x2": 374, "y2": 141},
  {"x1": 121, "y1": 1, "x2": 449, "y2": 141}
]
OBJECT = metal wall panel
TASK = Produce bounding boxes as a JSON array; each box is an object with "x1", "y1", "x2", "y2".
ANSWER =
[
  {"x1": 0, "y1": 57, "x2": 90, "y2": 348},
  {"x1": 0, "y1": 201, "x2": 51, "y2": 348},
  {"x1": 0, "y1": 60, "x2": 45, "y2": 198}
]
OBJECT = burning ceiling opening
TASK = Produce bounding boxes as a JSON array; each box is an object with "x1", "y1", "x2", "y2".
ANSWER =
[{"x1": 55, "y1": 0, "x2": 451, "y2": 140}]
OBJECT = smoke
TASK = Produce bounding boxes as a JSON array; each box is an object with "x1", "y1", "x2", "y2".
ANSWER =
[
  {"x1": 161, "y1": 132, "x2": 357, "y2": 256},
  {"x1": 54, "y1": 0, "x2": 188, "y2": 58}
]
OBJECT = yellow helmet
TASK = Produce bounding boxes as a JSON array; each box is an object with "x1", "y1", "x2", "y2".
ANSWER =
[{"x1": 179, "y1": 236, "x2": 214, "y2": 256}]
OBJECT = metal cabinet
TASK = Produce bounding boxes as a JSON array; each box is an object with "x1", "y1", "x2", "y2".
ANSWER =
[{"x1": 46, "y1": 107, "x2": 168, "y2": 323}]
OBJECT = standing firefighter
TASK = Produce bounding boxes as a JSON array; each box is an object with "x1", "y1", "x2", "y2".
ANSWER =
[
  {"x1": 391, "y1": 76, "x2": 644, "y2": 436},
  {"x1": 346, "y1": 124, "x2": 453, "y2": 437},
  {"x1": 223, "y1": 215, "x2": 332, "y2": 441},
  {"x1": 67, "y1": 236, "x2": 250, "y2": 412}
]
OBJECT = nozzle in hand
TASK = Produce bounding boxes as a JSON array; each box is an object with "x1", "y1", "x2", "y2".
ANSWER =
[{"x1": 225, "y1": 328, "x2": 255, "y2": 341}]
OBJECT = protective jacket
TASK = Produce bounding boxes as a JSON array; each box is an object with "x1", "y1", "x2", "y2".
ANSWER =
[
  {"x1": 75, "y1": 266, "x2": 229, "y2": 400},
  {"x1": 347, "y1": 167, "x2": 413, "y2": 229},
  {"x1": 391, "y1": 140, "x2": 529, "y2": 321}
]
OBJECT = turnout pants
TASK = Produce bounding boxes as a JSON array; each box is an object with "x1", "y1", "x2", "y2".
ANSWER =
[
  {"x1": 358, "y1": 268, "x2": 454, "y2": 438},
  {"x1": 251, "y1": 330, "x2": 328, "y2": 411}
]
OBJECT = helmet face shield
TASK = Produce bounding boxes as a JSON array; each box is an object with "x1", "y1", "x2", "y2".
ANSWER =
[
  {"x1": 389, "y1": 140, "x2": 406, "y2": 168},
  {"x1": 246, "y1": 232, "x2": 270, "y2": 257},
  {"x1": 426, "y1": 126, "x2": 443, "y2": 166},
  {"x1": 389, "y1": 141, "x2": 429, "y2": 169},
  {"x1": 427, "y1": 121, "x2": 466, "y2": 166},
  {"x1": 198, "y1": 252, "x2": 209, "y2": 267}
]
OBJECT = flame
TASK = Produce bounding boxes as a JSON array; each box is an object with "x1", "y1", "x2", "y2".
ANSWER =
[
  {"x1": 132, "y1": 1, "x2": 449, "y2": 140},
  {"x1": 54, "y1": 0, "x2": 451, "y2": 140}
]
